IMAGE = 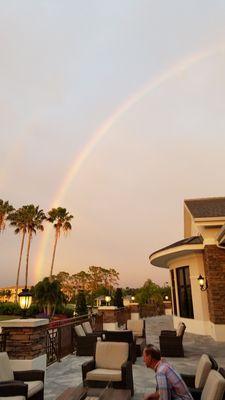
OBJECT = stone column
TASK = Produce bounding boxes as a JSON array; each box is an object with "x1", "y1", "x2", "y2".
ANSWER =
[
  {"x1": 98, "y1": 306, "x2": 118, "y2": 330},
  {"x1": 163, "y1": 300, "x2": 172, "y2": 315},
  {"x1": 129, "y1": 303, "x2": 140, "y2": 320},
  {"x1": 0, "y1": 318, "x2": 49, "y2": 371}
]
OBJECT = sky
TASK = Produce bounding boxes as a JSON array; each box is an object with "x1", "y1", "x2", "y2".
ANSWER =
[{"x1": 1, "y1": 0, "x2": 225, "y2": 289}]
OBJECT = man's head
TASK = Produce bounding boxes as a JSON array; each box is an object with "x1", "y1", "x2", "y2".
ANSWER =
[{"x1": 143, "y1": 345, "x2": 161, "y2": 369}]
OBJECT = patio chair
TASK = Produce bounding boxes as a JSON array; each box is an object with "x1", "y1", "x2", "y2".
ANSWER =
[
  {"x1": 200, "y1": 368, "x2": 225, "y2": 400},
  {"x1": 74, "y1": 324, "x2": 100, "y2": 356},
  {"x1": 103, "y1": 330, "x2": 136, "y2": 363},
  {"x1": 126, "y1": 319, "x2": 145, "y2": 338},
  {"x1": 82, "y1": 341, "x2": 134, "y2": 396},
  {"x1": 126, "y1": 319, "x2": 146, "y2": 357},
  {"x1": 0, "y1": 352, "x2": 44, "y2": 400},
  {"x1": 159, "y1": 321, "x2": 186, "y2": 357},
  {"x1": 181, "y1": 354, "x2": 218, "y2": 399}
]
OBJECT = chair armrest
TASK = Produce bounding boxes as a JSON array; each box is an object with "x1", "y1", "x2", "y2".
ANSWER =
[
  {"x1": 121, "y1": 360, "x2": 133, "y2": 395},
  {"x1": 0, "y1": 380, "x2": 28, "y2": 397},
  {"x1": 14, "y1": 370, "x2": 45, "y2": 382},
  {"x1": 190, "y1": 388, "x2": 202, "y2": 400},
  {"x1": 180, "y1": 373, "x2": 195, "y2": 388},
  {"x1": 82, "y1": 359, "x2": 96, "y2": 381},
  {"x1": 160, "y1": 330, "x2": 176, "y2": 336},
  {"x1": 159, "y1": 335, "x2": 182, "y2": 344}
]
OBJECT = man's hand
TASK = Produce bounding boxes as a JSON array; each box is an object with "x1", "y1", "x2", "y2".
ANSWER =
[{"x1": 143, "y1": 391, "x2": 160, "y2": 400}]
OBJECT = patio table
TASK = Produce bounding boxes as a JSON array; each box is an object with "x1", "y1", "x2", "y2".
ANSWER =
[{"x1": 56, "y1": 386, "x2": 131, "y2": 400}]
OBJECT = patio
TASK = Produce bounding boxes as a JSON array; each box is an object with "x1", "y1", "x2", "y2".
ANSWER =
[{"x1": 44, "y1": 315, "x2": 225, "y2": 400}]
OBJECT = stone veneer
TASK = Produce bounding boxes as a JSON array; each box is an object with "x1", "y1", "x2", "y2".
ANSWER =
[
  {"x1": 1, "y1": 319, "x2": 48, "y2": 360},
  {"x1": 203, "y1": 245, "x2": 225, "y2": 324}
]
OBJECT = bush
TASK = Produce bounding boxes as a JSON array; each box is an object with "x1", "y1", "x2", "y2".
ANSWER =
[
  {"x1": 75, "y1": 291, "x2": 88, "y2": 316},
  {"x1": 113, "y1": 288, "x2": 124, "y2": 308},
  {"x1": 0, "y1": 302, "x2": 21, "y2": 315}
]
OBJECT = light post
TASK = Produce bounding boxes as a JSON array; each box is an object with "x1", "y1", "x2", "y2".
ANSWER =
[
  {"x1": 105, "y1": 295, "x2": 111, "y2": 306},
  {"x1": 131, "y1": 296, "x2": 135, "y2": 303},
  {"x1": 18, "y1": 287, "x2": 32, "y2": 318}
]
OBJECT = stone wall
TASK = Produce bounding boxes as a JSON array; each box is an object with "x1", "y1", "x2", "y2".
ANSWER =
[
  {"x1": 203, "y1": 245, "x2": 225, "y2": 324},
  {"x1": 3, "y1": 325, "x2": 47, "y2": 359}
]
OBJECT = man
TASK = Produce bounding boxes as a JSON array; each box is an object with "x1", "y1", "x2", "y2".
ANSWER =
[{"x1": 143, "y1": 345, "x2": 193, "y2": 400}]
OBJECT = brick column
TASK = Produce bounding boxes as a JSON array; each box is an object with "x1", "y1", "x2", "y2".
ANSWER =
[
  {"x1": 129, "y1": 303, "x2": 140, "y2": 320},
  {"x1": 98, "y1": 306, "x2": 118, "y2": 330},
  {"x1": 0, "y1": 318, "x2": 49, "y2": 371},
  {"x1": 203, "y1": 245, "x2": 225, "y2": 324}
]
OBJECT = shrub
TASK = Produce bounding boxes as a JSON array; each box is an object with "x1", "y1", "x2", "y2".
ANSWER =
[
  {"x1": 75, "y1": 291, "x2": 88, "y2": 316},
  {"x1": 113, "y1": 288, "x2": 124, "y2": 308},
  {"x1": 0, "y1": 302, "x2": 21, "y2": 315}
]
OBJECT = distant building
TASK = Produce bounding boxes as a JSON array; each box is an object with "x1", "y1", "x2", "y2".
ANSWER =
[
  {"x1": 150, "y1": 197, "x2": 225, "y2": 341},
  {"x1": 0, "y1": 286, "x2": 27, "y2": 302}
]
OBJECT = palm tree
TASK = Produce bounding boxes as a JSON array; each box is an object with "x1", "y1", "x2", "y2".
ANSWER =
[
  {"x1": 47, "y1": 207, "x2": 73, "y2": 280},
  {"x1": 8, "y1": 207, "x2": 29, "y2": 302},
  {"x1": 34, "y1": 277, "x2": 65, "y2": 317},
  {"x1": 9, "y1": 205, "x2": 46, "y2": 295},
  {"x1": 0, "y1": 199, "x2": 14, "y2": 233},
  {"x1": 24, "y1": 205, "x2": 46, "y2": 288}
]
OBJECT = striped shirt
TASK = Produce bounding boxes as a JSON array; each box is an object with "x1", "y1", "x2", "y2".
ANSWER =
[{"x1": 155, "y1": 361, "x2": 193, "y2": 400}]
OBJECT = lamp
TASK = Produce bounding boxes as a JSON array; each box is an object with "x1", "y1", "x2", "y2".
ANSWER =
[
  {"x1": 197, "y1": 274, "x2": 208, "y2": 291},
  {"x1": 131, "y1": 296, "x2": 135, "y2": 302},
  {"x1": 18, "y1": 287, "x2": 32, "y2": 318},
  {"x1": 105, "y1": 295, "x2": 111, "y2": 306},
  {"x1": 164, "y1": 295, "x2": 169, "y2": 301}
]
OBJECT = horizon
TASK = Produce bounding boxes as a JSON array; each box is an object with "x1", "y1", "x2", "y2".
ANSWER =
[{"x1": 1, "y1": 1, "x2": 225, "y2": 288}]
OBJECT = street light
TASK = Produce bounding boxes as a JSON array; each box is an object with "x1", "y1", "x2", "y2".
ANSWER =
[
  {"x1": 18, "y1": 287, "x2": 32, "y2": 318},
  {"x1": 105, "y1": 295, "x2": 111, "y2": 306}
]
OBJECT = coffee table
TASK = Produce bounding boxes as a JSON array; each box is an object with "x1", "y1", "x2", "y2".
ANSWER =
[{"x1": 56, "y1": 386, "x2": 131, "y2": 400}]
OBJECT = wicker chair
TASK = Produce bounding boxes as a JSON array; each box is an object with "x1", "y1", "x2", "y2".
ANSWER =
[
  {"x1": 74, "y1": 324, "x2": 101, "y2": 356},
  {"x1": 200, "y1": 368, "x2": 225, "y2": 400},
  {"x1": 0, "y1": 352, "x2": 44, "y2": 400},
  {"x1": 103, "y1": 330, "x2": 136, "y2": 363},
  {"x1": 181, "y1": 354, "x2": 218, "y2": 399},
  {"x1": 82, "y1": 341, "x2": 134, "y2": 396},
  {"x1": 159, "y1": 322, "x2": 186, "y2": 357},
  {"x1": 126, "y1": 319, "x2": 146, "y2": 357}
]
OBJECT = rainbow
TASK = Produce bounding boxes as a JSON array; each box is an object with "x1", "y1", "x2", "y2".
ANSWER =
[{"x1": 34, "y1": 44, "x2": 225, "y2": 281}]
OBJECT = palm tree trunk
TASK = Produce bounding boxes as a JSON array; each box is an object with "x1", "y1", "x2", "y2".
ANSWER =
[
  {"x1": 50, "y1": 229, "x2": 59, "y2": 281},
  {"x1": 25, "y1": 230, "x2": 32, "y2": 288},
  {"x1": 15, "y1": 229, "x2": 26, "y2": 302}
]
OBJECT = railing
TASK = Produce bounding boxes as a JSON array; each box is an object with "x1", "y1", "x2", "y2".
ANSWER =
[{"x1": 46, "y1": 313, "x2": 103, "y2": 366}]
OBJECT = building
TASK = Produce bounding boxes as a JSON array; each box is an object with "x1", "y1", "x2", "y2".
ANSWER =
[
  {"x1": 149, "y1": 197, "x2": 225, "y2": 341},
  {"x1": 0, "y1": 286, "x2": 25, "y2": 302}
]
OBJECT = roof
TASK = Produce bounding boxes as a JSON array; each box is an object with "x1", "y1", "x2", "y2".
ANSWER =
[
  {"x1": 149, "y1": 235, "x2": 203, "y2": 258},
  {"x1": 184, "y1": 197, "x2": 225, "y2": 218}
]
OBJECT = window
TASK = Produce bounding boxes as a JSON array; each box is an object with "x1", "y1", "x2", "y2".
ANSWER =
[
  {"x1": 170, "y1": 269, "x2": 177, "y2": 315},
  {"x1": 176, "y1": 266, "x2": 194, "y2": 318}
]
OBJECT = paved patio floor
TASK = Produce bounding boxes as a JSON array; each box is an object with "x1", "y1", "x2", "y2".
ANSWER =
[{"x1": 44, "y1": 315, "x2": 225, "y2": 400}]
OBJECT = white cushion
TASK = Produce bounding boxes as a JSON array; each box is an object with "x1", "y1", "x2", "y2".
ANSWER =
[
  {"x1": 201, "y1": 370, "x2": 225, "y2": 400},
  {"x1": 177, "y1": 323, "x2": 185, "y2": 336},
  {"x1": 0, "y1": 352, "x2": 14, "y2": 381},
  {"x1": 25, "y1": 381, "x2": 43, "y2": 398},
  {"x1": 82, "y1": 321, "x2": 93, "y2": 334},
  {"x1": 86, "y1": 368, "x2": 122, "y2": 382},
  {"x1": 195, "y1": 354, "x2": 212, "y2": 389},
  {"x1": 127, "y1": 319, "x2": 144, "y2": 336},
  {"x1": 74, "y1": 325, "x2": 86, "y2": 337},
  {"x1": 95, "y1": 342, "x2": 128, "y2": 370}
]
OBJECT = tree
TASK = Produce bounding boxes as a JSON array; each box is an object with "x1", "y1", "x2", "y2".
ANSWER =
[
  {"x1": 113, "y1": 288, "x2": 124, "y2": 308},
  {"x1": 34, "y1": 277, "x2": 65, "y2": 317},
  {"x1": 24, "y1": 205, "x2": 46, "y2": 288},
  {"x1": 135, "y1": 279, "x2": 163, "y2": 305},
  {"x1": 0, "y1": 199, "x2": 14, "y2": 233},
  {"x1": 47, "y1": 207, "x2": 73, "y2": 280},
  {"x1": 75, "y1": 290, "x2": 88, "y2": 316}
]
